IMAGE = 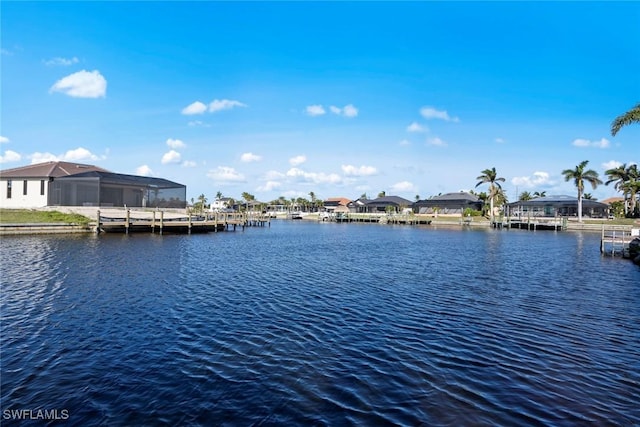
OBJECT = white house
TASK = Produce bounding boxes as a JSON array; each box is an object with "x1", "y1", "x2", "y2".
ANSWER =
[
  {"x1": 0, "y1": 161, "x2": 109, "y2": 208},
  {"x1": 0, "y1": 161, "x2": 187, "y2": 209}
]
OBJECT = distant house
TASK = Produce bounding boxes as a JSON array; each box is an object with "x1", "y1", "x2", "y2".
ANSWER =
[
  {"x1": 507, "y1": 195, "x2": 609, "y2": 218},
  {"x1": 347, "y1": 198, "x2": 370, "y2": 213},
  {"x1": 357, "y1": 195, "x2": 414, "y2": 213},
  {"x1": 323, "y1": 197, "x2": 351, "y2": 213},
  {"x1": 414, "y1": 192, "x2": 483, "y2": 215},
  {"x1": 0, "y1": 161, "x2": 186, "y2": 208}
]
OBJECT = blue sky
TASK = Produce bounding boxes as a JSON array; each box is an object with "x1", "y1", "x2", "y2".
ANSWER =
[{"x1": 1, "y1": 1, "x2": 638, "y2": 203}]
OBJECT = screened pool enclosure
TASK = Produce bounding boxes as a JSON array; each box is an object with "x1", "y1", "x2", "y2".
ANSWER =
[{"x1": 49, "y1": 171, "x2": 186, "y2": 208}]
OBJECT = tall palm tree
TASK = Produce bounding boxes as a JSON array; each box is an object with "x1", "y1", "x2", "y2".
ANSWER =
[
  {"x1": 605, "y1": 163, "x2": 639, "y2": 215},
  {"x1": 475, "y1": 167, "x2": 505, "y2": 222},
  {"x1": 378, "y1": 190, "x2": 386, "y2": 198},
  {"x1": 611, "y1": 103, "x2": 640, "y2": 136},
  {"x1": 533, "y1": 191, "x2": 546, "y2": 198},
  {"x1": 561, "y1": 160, "x2": 602, "y2": 222}
]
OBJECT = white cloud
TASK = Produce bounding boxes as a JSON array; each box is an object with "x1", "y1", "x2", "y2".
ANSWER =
[
  {"x1": 0, "y1": 150, "x2": 21, "y2": 164},
  {"x1": 420, "y1": 106, "x2": 459, "y2": 122},
  {"x1": 209, "y1": 99, "x2": 247, "y2": 113},
  {"x1": 286, "y1": 168, "x2": 342, "y2": 184},
  {"x1": 29, "y1": 147, "x2": 102, "y2": 164},
  {"x1": 264, "y1": 170, "x2": 285, "y2": 180},
  {"x1": 136, "y1": 165, "x2": 154, "y2": 176},
  {"x1": 44, "y1": 56, "x2": 79, "y2": 66},
  {"x1": 572, "y1": 138, "x2": 610, "y2": 148},
  {"x1": 187, "y1": 120, "x2": 210, "y2": 127},
  {"x1": 427, "y1": 137, "x2": 447, "y2": 146},
  {"x1": 182, "y1": 160, "x2": 197, "y2": 168},
  {"x1": 407, "y1": 122, "x2": 427, "y2": 133},
  {"x1": 257, "y1": 181, "x2": 282, "y2": 191},
  {"x1": 0, "y1": 136, "x2": 9, "y2": 143},
  {"x1": 341, "y1": 164, "x2": 378, "y2": 176},
  {"x1": 49, "y1": 70, "x2": 107, "y2": 98},
  {"x1": 182, "y1": 101, "x2": 207, "y2": 115},
  {"x1": 161, "y1": 150, "x2": 181, "y2": 164},
  {"x1": 166, "y1": 138, "x2": 186, "y2": 149},
  {"x1": 289, "y1": 155, "x2": 307, "y2": 166},
  {"x1": 240, "y1": 152, "x2": 262, "y2": 162},
  {"x1": 399, "y1": 139, "x2": 411, "y2": 146},
  {"x1": 511, "y1": 171, "x2": 553, "y2": 188},
  {"x1": 63, "y1": 147, "x2": 101, "y2": 161},
  {"x1": 391, "y1": 181, "x2": 415, "y2": 192},
  {"x1": 343, "y1": 104, "x2": 358, "y2": 118},
  {"x1": 30, "y1": 152, "x2": 59, "y2": 163},
  {"x1": 328, "y1": 104, "x2": 358, "y2": 118},
  {"x1": 305, "y1": 105, "x2": 326, "y2": 116},
  {"x1": 602, "y1": 160, "x2": 622, "y2": 170},
  {"x1": 207, "y1": 166, "x2": 246, "y2": 182}
]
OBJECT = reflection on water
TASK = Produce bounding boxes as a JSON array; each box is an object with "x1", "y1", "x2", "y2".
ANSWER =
[{"x1": 1, "y1": 223, "x2": 639, "y2": 425}]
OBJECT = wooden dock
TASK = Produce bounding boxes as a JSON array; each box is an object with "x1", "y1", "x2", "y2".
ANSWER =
[
  {"x1": 95, "y1": 210, "x2": 270, "y2": 234},
  {"x1": 333, "y1": 213, "x2": 432, "y2": 225},
  {"x1": 600, "y1": 225, "x2": 638, "y2": 257}
]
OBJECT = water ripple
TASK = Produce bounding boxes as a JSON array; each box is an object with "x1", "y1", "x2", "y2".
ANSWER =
[{"x1": 1, "y1": 224, "x2": 639, "y2": 425}]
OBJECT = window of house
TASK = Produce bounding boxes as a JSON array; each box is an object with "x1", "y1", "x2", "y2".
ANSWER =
[
  {"x1": 40, "y1": 180, "x2": 45, "y2": 196},
  {"x1": 23, "y1": 180, "x2": 28, "y2": 196},
  {"x1": 7, "y1": 180, "x2": 12, "y2": 199}
]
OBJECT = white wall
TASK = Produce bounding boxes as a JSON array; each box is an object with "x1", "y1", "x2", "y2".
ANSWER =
[{"x1": 0, "y1": 178, "x2": 48, "y2": 208}]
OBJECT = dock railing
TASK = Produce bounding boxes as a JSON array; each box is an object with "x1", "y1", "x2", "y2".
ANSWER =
[{"x1": 600, "y1": 225, "x2": 636, "y2": 257}]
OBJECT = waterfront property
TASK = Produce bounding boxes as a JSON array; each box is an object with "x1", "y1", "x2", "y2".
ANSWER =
[
  {"x1": 507, "y1": 195, "x2": 609, "y2": 219},
  {"x1": 414, "y1": 191, "x2": 484, "y2": 215},
  {"x1": 0, "y1": 161, "x2": 187, "y2": 209}
]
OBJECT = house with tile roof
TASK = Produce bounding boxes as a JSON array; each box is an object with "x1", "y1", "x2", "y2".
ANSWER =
[
  {"x1": 0, "y1": 161, "x2": 186, "y2": 208},
  {"x1": 506, "y1": 195, "x2": 609, "y2": 218},
  {"x1": 414, "y1": 192, "x2": 484, "y2": 215}
]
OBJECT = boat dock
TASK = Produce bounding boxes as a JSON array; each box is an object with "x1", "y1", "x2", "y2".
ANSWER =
[
  {"x1": 95, "y1": 210, "x2": 270, "y2": 234},
  {"x1": 600, "y1": 226, "x2": 638, "y2": 257},
  {"x1": 331, "y1": 213, "x2": 432, "y2": 225}
]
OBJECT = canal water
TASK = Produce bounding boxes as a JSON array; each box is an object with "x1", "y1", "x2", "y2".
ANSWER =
[{"x1": 1, "y1": 221, "x2": 639, "y2": 425}]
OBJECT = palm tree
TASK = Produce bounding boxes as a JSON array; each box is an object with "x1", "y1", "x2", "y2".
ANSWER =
[
  {"x1": 561, "y1": 160, "x2": 602, "y2": 222},
  {"x1": 519, "y1": 191, "x2": 532, "y2": 201},
  {"x1": 605, "y1": 163, "x2": 639, "y2": 215},
  {"x1": 241, "y1": 192, "x2": 255, "y2": 212},
  {"x1": 378, "y1": 190, "x2": 386, "y2": 198},
  {"x1": 475, "y1": 167, "x2": 506, "y2": 222},
  {"x1": 197, "y1": 193, "x2": 207, "y2": 214},
  {"x1": 533, "y1": 191, "x2": 546, "y2": 198},
  {"x1": 611, "y1": 103, "x2": 640, "y2": 136},
  {"x1": 621, "y1": 180, "x2": 640, "y2": 216}
]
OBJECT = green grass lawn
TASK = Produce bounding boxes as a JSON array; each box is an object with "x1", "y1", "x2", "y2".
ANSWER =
[{"x1": 0, "y1": 209, "x2": 91, "y2": 225}]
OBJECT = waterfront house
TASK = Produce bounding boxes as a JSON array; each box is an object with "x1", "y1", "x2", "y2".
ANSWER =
[
  {"x1": 0, "y1": 161, "x2": 186, "y2": 208},
  {"x1": 414, "y1": 192, "x2": 484, "y2": 215},
  {"x1": 359, "y1": 196, "x2": 414, "y2": 213},
  {"x1": 323, "y1": 197, "x2": 351, "y2": 213},
  {"x1": 506, "y1": 195, "x2": 609, "y2": 218}
]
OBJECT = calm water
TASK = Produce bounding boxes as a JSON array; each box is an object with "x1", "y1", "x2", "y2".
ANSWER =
[{"x1": 1, "y1": 221, "x2": 639, "y2": 426}]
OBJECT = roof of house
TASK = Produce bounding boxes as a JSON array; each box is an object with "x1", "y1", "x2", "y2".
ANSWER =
[
  {"x1": 508, "y1": 195, "x2": 608, "y2": 207},
  {"x1": 601, "y1": 197, "x2": 625, "y2": 205},
  {"x1": 366, "y1": 196, "x2": 413, "y2": 205},
  {"x1": 0, "y1": 161, "x2": 111, "y2": 179},
  {"x1": 324, "y1": 197, "x2": 351, "y2": 206},
  {"x1": 56, "y1": 170, "x2": 185, "y2": 189},
  {"x1": 418, "y1": 192, "x2": 480, "y2": 203}
]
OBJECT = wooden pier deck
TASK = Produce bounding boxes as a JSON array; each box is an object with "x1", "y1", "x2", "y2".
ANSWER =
[{"x1": 95, "y1": 210, "x2": 270, "y2": 234}]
